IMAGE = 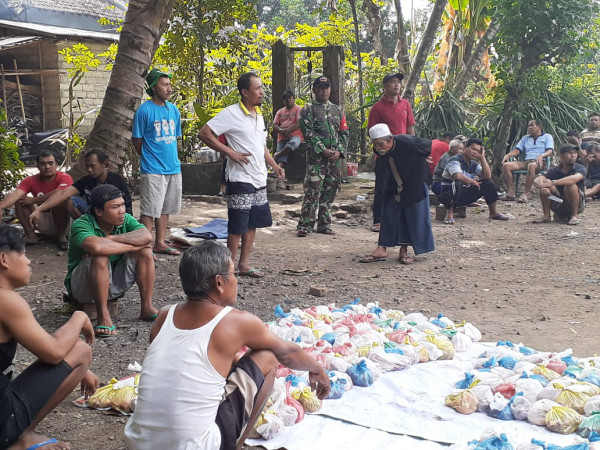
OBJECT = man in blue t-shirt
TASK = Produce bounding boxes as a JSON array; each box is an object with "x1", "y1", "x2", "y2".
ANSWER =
[
  {"x1": 132, "y1": 69, "x2": 182, "y2": 256},
  {"x1": 533, "y1": 143, "x2": 586, "y2": 225},
  {"x1": 501, "y1": 118, "x2": 554, "y2": 202}
]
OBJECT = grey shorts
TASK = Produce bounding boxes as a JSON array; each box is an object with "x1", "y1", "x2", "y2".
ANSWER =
[
  {"x1": 139, "y1": 173, "x2": 182, "y2": 218},
  {"x1": 70, "y1": 253, "x2": 137, "y2": 303},
  {"x1": 550, "y1": 188, "x2": 586, "y2": 219}
]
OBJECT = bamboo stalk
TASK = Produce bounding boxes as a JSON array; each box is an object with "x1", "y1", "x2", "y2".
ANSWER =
[
  {"x1": 13, "y1": 59, "x2": 27, "y2": 140},
  {"x1": 1, "y1": 64, "x2": 7, "y2": 124}
]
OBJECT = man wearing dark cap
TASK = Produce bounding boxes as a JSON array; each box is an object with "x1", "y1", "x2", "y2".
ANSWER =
[
  {"x1": 132, "y1": 68, "x2": 182, "y2": 256},
  {"x1": 272, "y1": 90, "x2": 303, "y2": 188},
  {"x1": 296, "y1": 76, "x2": 349, "y2": 237},
  {"x1": 65, "y1": 185, "x2": 157, "y2": 336},
  {"x1": 533, "y1": 143, "x2": 586, "y2": 225},
  {"x1": 367, "y1": 72, "x2": 415, "y2": 233}
]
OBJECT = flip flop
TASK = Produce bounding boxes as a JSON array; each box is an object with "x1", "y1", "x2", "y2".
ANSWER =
[
  {"x1": 95, "y1": 325, "x2": 116, "y2": 338},
  {"x1": 359, "y1": 255, "x2": 387, "y2": 263},
  {"x1": 26, "y1": 438, "x2": 58, "y2": 450},
  {"x1": 399, "y1": 256, "x2": 414, "y2": 265},
  {"x1": 153, "y1": 247, "x2": 181, "y2": 256},
  {"x1": 490, "y1": 214, "x2": 510, "y2": 221},
  {"x1": 532, "y1": 217, "x2": 551, "y2": 224},
  {"x1": 500, "y1": 195, "x2": 516, "y2": 201},
  {"x1": 516, "y1": 196, "x2": 528, "y2": 203},
  {"x1": 567, "y1": 218, "x2": 580, "y2": 225},
  {"x1": 238, "y1": 269, "x2": 265, "y2": 278},
  {"x1": 443, "y1": 218, "x2": 455, "y2": 225},
  {"x1": 370, "y1": 224, "x2": 381, "y2": 232},
  {"x1": 141, "y1": 313, "x2": 158, "y2": 322}
]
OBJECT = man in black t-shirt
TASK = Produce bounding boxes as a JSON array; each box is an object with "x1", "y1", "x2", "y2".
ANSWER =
[
  {"x1": 29, "y1": 149, "x2": 132, "y2": 225},
  {"x1": 533, "y1": 143, "x2": 586, "y2": 225},
  {"x1": 583, "y1": 143, "x2": 600, "y2": 199}
]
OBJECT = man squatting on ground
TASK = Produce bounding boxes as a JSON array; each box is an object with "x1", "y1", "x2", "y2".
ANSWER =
[
  {"x1": 124, "y1": 240, "x2": 329, "y2": 449},
  {"x1": 0, "y1": 224, "x2": 98, "y2": 450},
  {"x1": 64, "y1": 185, "x2": 157, "y2": 337},
  {"x1": 532, "y1": 143, "x2": 586, "y2": 225},
  {"x1": 296, "y1": 76, "x2": 349, "y2": 237},
  {"x1": 132, "y1": 68, "x2": 183, "y2": 256},
  {"x1": 0, "y1": 151, "x2": 71, "y2": 250},
  {"x1": 198, "y1": 73, "x2": 284, "y2": 279}
]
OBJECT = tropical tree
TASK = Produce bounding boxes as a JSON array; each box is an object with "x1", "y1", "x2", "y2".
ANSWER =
[{"x1": 71, "y1": 0, "x2": 177, "y2": 178}]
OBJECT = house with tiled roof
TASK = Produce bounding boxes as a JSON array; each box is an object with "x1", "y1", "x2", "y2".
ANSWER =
[{"x1": 0, "y1": 0, "x2": 123, "y2": 135}]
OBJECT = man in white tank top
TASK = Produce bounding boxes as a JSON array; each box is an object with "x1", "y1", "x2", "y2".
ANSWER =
[{"x1": 125, "y1": 241, "x2": 329, "y2": 449}]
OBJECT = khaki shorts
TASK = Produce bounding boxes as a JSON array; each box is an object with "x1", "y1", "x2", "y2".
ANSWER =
[
  {"x1": 512, "y1": 159, "x2": 547, "y2": 171},
  {"x1": 70, "y1": 253, "x2": 137, "y2": 303},
  {"x1": 36, "y1": 210, "x2": 57, "y2": 236},
  {"x1": 139, "y1": 173, "x2": 182, "y2": 218}
]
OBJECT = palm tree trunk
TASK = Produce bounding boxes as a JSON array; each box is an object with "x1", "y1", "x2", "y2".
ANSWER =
[
  {"x1": 70, "y1": 0, "x2": 177, "y2": 178},
  {"x1": 362, "y1": 0, "x2": 386, "y2": 61},
  {"x1": 402, "y1": 0, "x2": 448, "y2": 101},
  {"x1": 349, "y1": 0, "x2": 366, "y2": 156},
  {"x1": 393, "y1": 0, "x2": 410, "y2": 74},
  {"x1": 492, "y1": 91, "x2": 516, "y2": 176}
]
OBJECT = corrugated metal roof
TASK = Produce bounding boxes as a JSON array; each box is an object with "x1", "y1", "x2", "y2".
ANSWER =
[
  {"x1": 0, "y1": 35, "x2": 40, "y2": 50},
  {"x1": 0, "y1": 19, "x2": 119, "y2": 41},
  {"x1": 7, "y1": 0, "x2": 125, "y2": 22}
]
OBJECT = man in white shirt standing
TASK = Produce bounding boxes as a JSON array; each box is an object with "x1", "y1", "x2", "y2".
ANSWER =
[{"x1": 198, "y1": 73, "x2": 284, "y2": 278}]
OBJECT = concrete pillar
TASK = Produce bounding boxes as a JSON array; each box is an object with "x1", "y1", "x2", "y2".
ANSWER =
[{"x1": 323, "y1": 46, "x2": 345, "y2": 110}]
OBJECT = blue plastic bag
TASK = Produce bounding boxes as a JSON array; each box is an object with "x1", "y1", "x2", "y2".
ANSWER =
[
  {"x1": 518, "y1": 346, "x2": 537, "y2": 356},
  {"x1": 497, "y1": 341, "x2": 515, "y2": 348},
  {"x1": 285, "y1": 374, "x2": 308, "y2": 387},
  {"x1": 384, "y1": 347, "x2": 404, "y2": 355},
  {"x1": 456, "y1": 373, "x2": 475, "y2": 389},
  {"x1": 482, "y1": 356, "x2": 498, "y2": 369},
  {"x1": 471, "y1": 433, "x2": 513, "y2": 449},
  {"x1": 498, "y1": 356, "x2": 517, "y2": 370},
  {"x1": 347, "y1": 360, "x2": 374, "y2": 387},
  {"x1": 320, "y1": 332, "x2": 336, "y2": 345},
  {"x1": 274, "y1": 304, "x2": 290, "y2": 319},
  {"x1": 326, "y1": 371, "x2": 347, "y2": 399}
]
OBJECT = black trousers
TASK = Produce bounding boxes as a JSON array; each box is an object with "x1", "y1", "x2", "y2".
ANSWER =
[{"x1": 440, "y1": 179, "x2": 498, "y2": 208}]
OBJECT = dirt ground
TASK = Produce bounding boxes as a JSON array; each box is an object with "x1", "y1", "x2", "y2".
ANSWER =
[{"x1": 15, "y1": 175, "x2": 600, "y2": 449}]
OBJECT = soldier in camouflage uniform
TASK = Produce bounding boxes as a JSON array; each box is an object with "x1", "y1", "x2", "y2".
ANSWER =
[{"x1": 297, "y1": 76, "x2": 349, "y2": 237}]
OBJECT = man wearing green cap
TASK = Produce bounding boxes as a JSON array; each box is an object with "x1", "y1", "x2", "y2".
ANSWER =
[{"x1": 132, "y1": 68, "x2": 182, "y2": 256}]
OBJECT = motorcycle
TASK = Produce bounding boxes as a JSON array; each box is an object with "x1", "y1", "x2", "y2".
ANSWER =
[{"x1": 13, "y1": 118, "x2": 68, "y2": 165}]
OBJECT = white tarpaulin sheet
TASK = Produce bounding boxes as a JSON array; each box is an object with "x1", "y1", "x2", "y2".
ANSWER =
[{"x1": 247, "y1": 343, "x2": 590, "y2": 449}]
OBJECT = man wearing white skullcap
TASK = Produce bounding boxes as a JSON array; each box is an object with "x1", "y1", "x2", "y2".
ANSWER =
[{"x1": 359, "y1": 124, "x2": 434, "y2": 264}]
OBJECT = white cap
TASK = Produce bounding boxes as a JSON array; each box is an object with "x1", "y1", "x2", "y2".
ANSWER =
[{"x1": 369, "y1": 123, "x2": 392, "y2": 140}]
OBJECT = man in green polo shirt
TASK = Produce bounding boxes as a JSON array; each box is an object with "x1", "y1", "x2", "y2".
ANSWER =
[{"x1": 65, "y1": 185, "x2": 157, "y2": 337}]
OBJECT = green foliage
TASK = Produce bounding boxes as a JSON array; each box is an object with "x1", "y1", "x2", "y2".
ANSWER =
[
  {"x1": 414, "y1": 91, "x2": 474, "y2": 139},
  {"x1": 0, "y1": 105, "x2": 24, "y2": 198},
  {"x1": 58, "y1": 43, "x2": 102, "y2": 78}
]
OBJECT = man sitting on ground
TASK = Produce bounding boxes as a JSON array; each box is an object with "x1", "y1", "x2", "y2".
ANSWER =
[
  {"x1": 501, "y1": 118, "x2": 554, "y2": 203},
  {"x1": 440, "y1": 138, "x2": 509, "y2": 224},
  {"x1": 431, "y1": 138, "x2": 464, "y2": 196},
  {"x1": 533, "y1": 143, "x2": 586, "y2": 225},
  {"x1": 0, "y1": 151, "x2": 71, "y2": 249},
  {"x1": 0, "y1": 224, "x2": 98, "y2": 450},
  {"x1": 583, "y1": 143, "x2": 600, "y2": 199},
  {"x1": 124, "y1": 240, "x2": 329, "y2": 449},
  {"x1": 29, "y1": 149, "x2": 132, "y2": 225},
  {"x1": 65, "y1": 185, "x2": 157, "y2": 337}
]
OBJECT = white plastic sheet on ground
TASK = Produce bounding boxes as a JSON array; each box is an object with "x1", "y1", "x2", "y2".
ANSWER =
[{"x1": 247, "y1": 343, "x2": 588, "y2": 450}]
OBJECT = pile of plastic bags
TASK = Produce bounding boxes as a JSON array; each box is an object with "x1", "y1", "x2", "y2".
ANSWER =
[
  {"x1": 250, "y1": 299, "x2": 482, "y2": 439},
  {"x1": 450, "y1": 430, "x2": 600, "y2": 449},
  {"x1": 446, "y1": 341, "x2": 600, "y2": 440}
]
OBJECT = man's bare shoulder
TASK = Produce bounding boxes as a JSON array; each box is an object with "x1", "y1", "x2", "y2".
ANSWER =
[{"x1": 0, "y1": 289, "x2": 30, "y2": 324}]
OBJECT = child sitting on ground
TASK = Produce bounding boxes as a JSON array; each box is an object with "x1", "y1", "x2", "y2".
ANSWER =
[{"x1": 0, "y1": 224, "x2": 98, "y2": 450}]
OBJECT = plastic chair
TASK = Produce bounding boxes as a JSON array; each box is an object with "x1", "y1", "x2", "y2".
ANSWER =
[{"x1": 509, "y1": 153, "x2": 552, "y2": 196}]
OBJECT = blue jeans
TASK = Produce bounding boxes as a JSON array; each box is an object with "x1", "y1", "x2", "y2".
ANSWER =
[{"x1": 275, "y1": 136, "x2": 301, "y2": 163}]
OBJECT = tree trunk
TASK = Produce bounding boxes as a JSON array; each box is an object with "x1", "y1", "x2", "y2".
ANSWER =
[
  {"x1": 70, "y1": 0, "x2": 177, "y2": 178},
  {"x1": 402, "y1": 0, "x2": 448, "y2": 101},
  {"x1": 492, "y1": 91, "x2": 517, "y2": 177},
  {"x1": 362, "y1": 0, "x2": 386, "y2": 61},
  {"x1": 453, "y1": 15, "x2": 500, "y2": 99},
  {"x1": 393, "y1": 0, "x2": 410, "y2": 75},
  {"x1": 349, "y1": 0, "x2": 366, "y2": 156}
]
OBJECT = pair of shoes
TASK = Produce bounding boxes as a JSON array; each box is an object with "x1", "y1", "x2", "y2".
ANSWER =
[
  {"x1": 443, "y1": 217, "x2": 455, "y2": 225},
  {"x1": 399, "y1": 256, "x2": 414, "y2": 265},
  {"x1": 57, "y1": 241, "x2": 68, "y2": 251},
  {"x1": 370, "y1": 223, "x2": 380, "y2": 232},
  {"x1": 297, "y1": 230, "x2": 308, "y2": 237},
  {"x1": 567, "y1": 218, "x2": 580, "y2": 225},
  {"x1": 532, "y1": 217, "x2": 551, "y2": 224},
  {"x1": 490, "y1": 213, "x2": 510, "y2": 221},
  {"x1": 140, "y1": 313, "x2": 158, "y2": 322},
  {"x1": 95, "y1": 325, "x2": 116, "y2": 338},
  {"x1": 359, "y1": 255, "x2": 387, "y2": 263},
  {"x1": 317, "y1": 229, "x2": 336, "y2": 235},
  {"x1": 238, "y1": 269, "x2": 265, "y2": 278},
  {"x1": 153, "y1": 247, "x2": 181, "y2": 256}
]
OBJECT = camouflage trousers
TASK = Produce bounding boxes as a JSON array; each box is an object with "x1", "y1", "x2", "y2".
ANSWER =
[{"x1": 297, "y1": 158, "x2": 341, "y2": 233}]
